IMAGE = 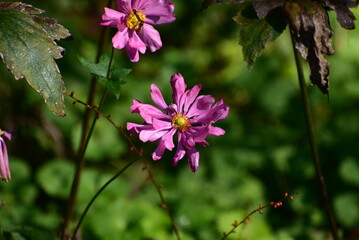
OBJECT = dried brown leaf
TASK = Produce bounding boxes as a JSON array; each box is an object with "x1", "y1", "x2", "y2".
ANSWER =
[
  {"x1": 324, "y1": 0, "x2": 356, "y2": 29},
  {"x1": 253, "y1": 0, "x2": 284, "y2": 19},
  {"x1": 284, "y1": 1, "x2": 334, "y2": 93}
]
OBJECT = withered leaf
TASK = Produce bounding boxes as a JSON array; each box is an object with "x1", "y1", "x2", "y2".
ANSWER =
[
  {"x1": 201, "y1": 0, "x2": 249, "y2": 9},
  {"x1": 32, "y1": 16, "x2": 71, "y2": 41},
  {"x1": 284, "y1": 1, "x2": 334, "y2": 93},
  {"x1": 324, "y1": 0, "x2": 356, "y2": 29},
  {"x1": 0, "y1": 2, "x2": 43, "y2": 14},
  {"x1": 234, "y1": 4, "x2": 287, "y2": 68},
  {"x1": 253, "y1": 0, "x2": 284, "y2": 19}
]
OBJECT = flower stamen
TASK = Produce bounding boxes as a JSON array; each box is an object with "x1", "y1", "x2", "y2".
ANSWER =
[
  {"x1": 126, "y1": 9, "x2": 146, "y2": 31},
  {"x1": 172, "y1": 113, "x2": 191, "y2": 132}
]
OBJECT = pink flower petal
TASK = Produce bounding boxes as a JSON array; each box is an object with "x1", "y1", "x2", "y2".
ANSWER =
[
  {"x1": 210, "y1": 99, "x2": 230, "y2": 122},
  {"x1": 173, "y1": 133, "x2": 186, "y2": 166},
  {"x1": 139, "y1": 0, "x2": 176, "y2": 25},
  {"x1": 189, "y1": 126, "x2": 210, "y2": 143},
  {"x1": 152, "y1": 140, "x2": 166, "y2": 160},
  {"x1": 162, "y1": 128, "x2": 176, "y2": 150},
  {"x1": 170, "y1": 73, "x2": 186, "y2": 108},
  {"x1": 112, "y1": 28, "x2": 130, "y2": 50},
  {"x1": 126, "y1": 122, "x2": 152, "y2": 134},
  {"x1": 139, "y1": 128, "x2": 169, "y2": 142},
  {"x1": 124, "y1": 31, "x2": 147, "y2": 62},
  {"x1": 0, "y1": 139, "x2": 11, "y2": 181},
  {"x1": 100, "y1": 8, "x2": 125, "y2": 28},
  {"x1": 2, "y1": 131, "x2": 11, "y2": 141},
  {"x1": 128, "y1": 31, "x2": 146, "y2": 53},
  {"x1": 116, "y1": 0, "x2": 132, "y2": 13},
  {"x1": 130, "y1": 100, "x2": 170, "y2": 123},
  {"x1": 187, "y1": 148, "x2": 199, "y2": 172},
  {"x1": 187, "y1": 95, "x2": 214, "y2": 118},
  {"x1": 152, "y1": 118, "x2": 172, "y2": 130},
  {"x1": 208, "y1": 126, "x2": 225, "y2": 136},
  {"x1": 138, "y1": 24, "x2": 162, "y2": 52},
  {"x1": 125, "y1": 45, "x2": 140, "y2": 62},
  {"x1": 182, "y1": 84, "x2": 201, "y2": 114},
  {"x1": 182, "y1": 133, "x2": 195, "y2": 149},
  {"x1": 191, "y1": 99, "x2": 229, "y2": 125},
  {"x1": 150, "y1": 84, "x2": 168, "y2": 110}
]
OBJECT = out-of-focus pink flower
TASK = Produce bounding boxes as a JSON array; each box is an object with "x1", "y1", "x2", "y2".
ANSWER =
[
  {"x1": 100, "y1": 0, "x2": 176, "y2": 62},
  {"x1": 0, "y1": 130, "x2": 12, "y2": 182},
  {"x1": 127, "y1": 73, "x2": 229, "y2": 172}
]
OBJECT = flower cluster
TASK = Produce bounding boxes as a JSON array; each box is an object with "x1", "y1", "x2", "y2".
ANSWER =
[
  {"x1": 127, "y1": 73, "x2": 229, "y2": 172},
  {"x1": 101, "y1": 0, "x2": 175, "y2": 62},
  {"x1": 0, "y1": 129, "x2": 12, "y2": 181}
]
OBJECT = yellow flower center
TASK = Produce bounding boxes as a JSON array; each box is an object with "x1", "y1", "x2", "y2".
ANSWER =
[
  {"x1": 126, "y1": 9, "x2": 146, "y2": 31},
  {"x1": 172, "y1": 113, "x2": 191, "y2": 132}
]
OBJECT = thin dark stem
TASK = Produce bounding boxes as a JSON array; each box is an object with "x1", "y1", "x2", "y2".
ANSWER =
[
  {"x1": 221, "y1": 193, "x2": 296, "y2": 240},
  {"x1": 60, "y1": 47, "x2": 115, "y2": 239},
  {"x1": 290, "y1": 32, "x2": 340, "y2": 240},
  {"x1": 71, "y1": 155, "x2": 144, "y2": 239},
  {"x1": 78, "y1": 0, "x2": 112, "y2": 152}
]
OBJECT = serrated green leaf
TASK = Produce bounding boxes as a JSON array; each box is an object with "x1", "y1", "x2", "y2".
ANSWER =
[
  {"x1": 105, "y1": 68, "x2": 131, "y2": 99},
  {"x1": 111, "y1": 68, "x2": 132, "y2": 80},
  {"x1": 234, "y1": 4, "x2": 286, "y2": 68},
  {"x1": 0, "y1": 3, "x2": 70, "y2": 116},
  {"x1": 79, "y1": 54, "x2": 131, "y2": 99},
  {"x1": 99, "y1": 77, "x2": 126, "y2": 99},
  {"x1": 78, "y1": 54, "x2": 110, "y2": 78}
]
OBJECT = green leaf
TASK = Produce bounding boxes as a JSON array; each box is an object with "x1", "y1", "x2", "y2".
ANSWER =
[
  {"x1": 78, "y1": 54, "x2": 110, "y2": 78},
  {"x1": 98, "y1": 77, "x2": 126, "y2": 99},
  {"x1": 79, "y1": 54, "x2": 131, "y2": 99},
  {"x1": 111, "y1": 68, "x2": 132, "y2": 80},
  {"x1": 234, "y1": 4, "x2": 287, "y2": 68},
  {"x1": 0, "y1": 3, "x2": 70, "y2": 116},
  {"x1": 106, "y1": 68, "x2": 131, "y2": 99}
]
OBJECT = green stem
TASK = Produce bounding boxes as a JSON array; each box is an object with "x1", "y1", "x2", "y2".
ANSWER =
[
  {"x1": 60, "y1": 47, "x2": 115, "y2": 239},
  {"x1": 71, "y1": 156, "x2": 144, "y2": 239},
  {"x1": 290, "y1": 32, "x2": 340, "y2": 240}
]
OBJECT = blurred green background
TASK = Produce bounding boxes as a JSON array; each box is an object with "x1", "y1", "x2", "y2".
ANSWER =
[{"x1": 1, "y1": 0, "x2": 359, "y2": 239}]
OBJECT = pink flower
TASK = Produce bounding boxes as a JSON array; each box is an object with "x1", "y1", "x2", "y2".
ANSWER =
[
  {"x1": 0, "y1": 129, "x2": 12, "y2": 182},
  {"x1": 127, "y1": 73, "x2": 229, "y2": 172},
  {"x1": 100, "y1": 0, "x2": 176, "y2": 62}
]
